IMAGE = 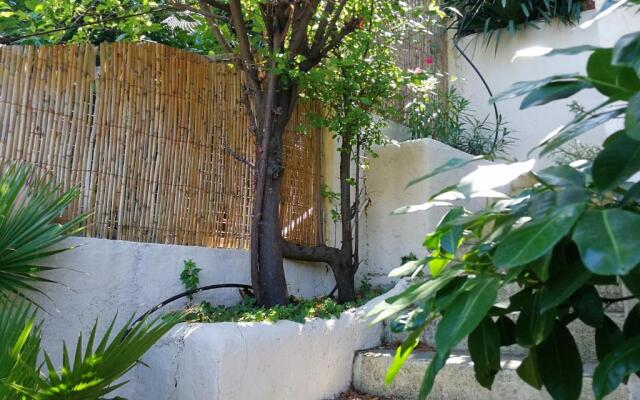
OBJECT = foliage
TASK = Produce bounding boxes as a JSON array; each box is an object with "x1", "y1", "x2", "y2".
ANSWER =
[
  {"x1": 443, "y1": 0, "x2": 586, "y2": 43},
  {"x1": 0, "y1": 164, "x2": 180, "y2": 399},
  {"x1": 187, "y1": 282, "x2": 387, "y2": 324},
  {"x1": 180, "y1": 259, "x2": 201, "y2": 301},
  {"x1": 552, "y1": 140, "x2": 601, "y2": 165},
  {"x1": 406, "y1": 87, "x2": 512, "y2": 157},
  {"x1": 372, "y1": 29, "x2": 640, "y2": 400}
]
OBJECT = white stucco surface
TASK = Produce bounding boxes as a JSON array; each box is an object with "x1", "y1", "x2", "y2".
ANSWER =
[
  {"x1": 360, "y1": 138, "x2": 491, "y2": 285},
  {"x1": 448, "y1": 4, "x2": 640, "y2": 165},
  {"x1": 131, "y1": 279, "x2": 408, "y2": 400},
  {"x1": 34, "y1": 237, "x2": 334, "y2": 373}
]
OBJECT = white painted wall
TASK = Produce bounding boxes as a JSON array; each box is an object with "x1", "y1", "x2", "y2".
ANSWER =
[
  {"x1": 448, "y1": 3, "x2": 640, "y2": 165},
  {"x1": 131, "y1": 280, "x2": 408, "y2": 400},
  {"x1": 34, "y1": 237, "x2": 334, "y2": 376},
  {"x1": 359, "y1": 138, "x2": 491, "y2": 286}
]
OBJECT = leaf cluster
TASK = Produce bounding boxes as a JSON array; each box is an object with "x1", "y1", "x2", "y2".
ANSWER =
[{"x1": 373, "y1": 29, "x2": 640, "y2": 400}]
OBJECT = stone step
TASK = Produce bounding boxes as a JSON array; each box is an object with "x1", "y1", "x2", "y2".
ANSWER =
[
  {"x1": 353, "y1": 349, "x2": 630, "y2": 400},
  {"x1": 384, "y1": 312, "x2": 627, "y2": 363}
]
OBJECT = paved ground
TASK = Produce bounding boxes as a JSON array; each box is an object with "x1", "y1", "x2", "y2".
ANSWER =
[{"x1": 332, "y1": 387, "x2": 394, "y2": 400}]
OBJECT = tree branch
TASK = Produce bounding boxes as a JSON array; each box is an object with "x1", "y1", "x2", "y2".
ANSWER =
[{"x1": 282, "y1": 239, "x2": 339, "y2": 264}]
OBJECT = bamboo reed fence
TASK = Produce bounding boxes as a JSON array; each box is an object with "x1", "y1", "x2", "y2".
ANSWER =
[{"x1": 0, "y1": 42, "x2": 321, "y2": 248}]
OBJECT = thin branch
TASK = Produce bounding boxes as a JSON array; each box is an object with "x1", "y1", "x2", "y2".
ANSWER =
[{"x1": 222, "y1": 131, "x2": 255, "y2": 168}]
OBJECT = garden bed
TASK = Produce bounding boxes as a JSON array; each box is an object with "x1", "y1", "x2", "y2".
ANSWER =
[{"x1": 130, "y1": 280, "x2": 408, "y2": 400}]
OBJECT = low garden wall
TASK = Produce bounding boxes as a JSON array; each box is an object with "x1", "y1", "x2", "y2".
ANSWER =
[{"x1": 131, "y1": 280, "x2": 408, "y2": 400}]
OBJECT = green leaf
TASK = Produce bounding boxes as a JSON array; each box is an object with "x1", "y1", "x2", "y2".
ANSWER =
[
  {"x1": 496, "y1": 315, "x2": 516, "y2": 346},
  {"x1": 587, "y1": 48, "x2": 640, "y2": 100},
  {"x1": 573, "y1": 209, "x2": 640, "y2": 275},
  {"x1": 621, "y1": 265, "x2": 640, "y2": 298},
  {"x1": 435, "y1": 275, "x2": 501, "y2": 353},
  {"x1": 520, "y1": 80, "x2": 593, "y2": 109},
  {"x1": 516, "y1": 291, "x2": 555, "y2": 347},
  {"x1": 517, "y1": 350, "x2": 543, "y2": 390},
  {"x1": 534, "y1": 165, "x2": 585, "y2": 188},
  {"x1": 540, "y1": 262, "x2": 592, "y2": 312},
  {"x1": 468, "y1": 317, "x2": 501, "y2": 389},
  {"x1": 571, "y1": 285, "x2": 604, "y2": 328},
  {"x1": 406, "y1": 156, "x2": 486, "y2": 188},
  {"x1": 623, "y1": 304, "x2": 640, "y2": 339},
  {"x1": 592, "y1": 131, "x2": 640, "y2": 191},
  {"x1": 596, "y1": 316, "x2": 624, "y2": 362},
  {"x1": 491, "y1": 73, "x2": 584, "y2": 103},
  {"x1": 593, "y1": 336, "x2": 640, "y2": 399},
  {"x1": 418, "y1": 350, "x2": 450, "y2": 400},
  {"x1": 389, "y1": 258, "x2": 427, "y2": 278},
  {"x1": 612, "y1": 31, "x2": 640, "y2": 76},
  {"x1": 493, "y1": 204, "x2": 585, "y2": 269},
  {"x1": 439, "y1": 207, "x2": 465, "y2": 254},
  {"x1": 626, "y1": 92, "x2": 640, "y2": 140},
  {"x1": 385, "y1": 318, "x2": 430, "y2": 384},
  {"x1": 528, "y1": 252, "x2": 552, "y2": 282},
  {"x1": 537, "y1": 323, "x2": 583, "y2": 400},
  {"x1": 621, "y1": 181, "x2": 640, "y2": 206}
]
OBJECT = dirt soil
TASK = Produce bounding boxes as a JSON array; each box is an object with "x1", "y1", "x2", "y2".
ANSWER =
[{"x1": 332, "y1": 387, "x2": 394, "y2": 400}]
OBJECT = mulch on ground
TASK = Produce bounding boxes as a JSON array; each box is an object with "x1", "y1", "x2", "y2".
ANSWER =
[{"x1": 332, "y1": 387, "x2": 394, "y2": 400}]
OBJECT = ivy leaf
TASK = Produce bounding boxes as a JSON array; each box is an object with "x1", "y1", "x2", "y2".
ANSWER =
[
  {"x1": 435, "y1": 275, "x2": 501, "y2": 354},
  {"x1": 612, "y1": 31, "x2": 640, "y2": 76},
  {"x1": 520, "y1": 80, "x2": 593, "y2": 109},
  {"x1": 468, "y1": 317, "x2": 501, "y2": 389},
  {"x1": 539, "y1": 262, "x2": 592, "y2": 312},
  {"x1": 417, "y1": 350, "x2": 450, "y2": 400},
  {"x1": 493, "y1": 204, "x2": 585, "y2": 269},
  {"x1": 571, "y1": 285, "x2": 604, "y2": 328},
  {"x1": 596, "y1": 316, "x2": 624, "y2": 362},
  {"x1": 573, "y1": 209, "x2": 640, "y2": 275},
  {"x1": 593, "y1": 336, "x2": 640, "y2": 399},
  {"x1": 626, "y1": 92, "x2": 640, "y2": 140},
  {"x1": 537, "y1": 323, "x2": 583, "y2": 400},
  {"x1": 517, "y1": 350, "x2": 543, "y2": 390},
  {"x1": 516, "y1": 291, "x2": 555, "y2": 347},
  {"x1": 592, "y1": 131, "x2": 640, "y2": 191}
]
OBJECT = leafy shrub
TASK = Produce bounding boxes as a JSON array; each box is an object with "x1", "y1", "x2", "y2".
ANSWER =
[
  {"x1": 406, "y1": 87, "x2": 512, "y2": 157},
  {"x1": 373, "y1": 29, "x2": 640, "y2": 400},
  {"x1": 180, "y1": 259, "x2": 202, "y2": 302}
]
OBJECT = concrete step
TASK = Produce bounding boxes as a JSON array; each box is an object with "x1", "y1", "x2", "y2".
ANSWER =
[
  {"x1": 384, "y1": 312, "x2": 627, "y2": 363},
  {"x1": 353, "y1": 349, "x2": 630, "y2": 400}
]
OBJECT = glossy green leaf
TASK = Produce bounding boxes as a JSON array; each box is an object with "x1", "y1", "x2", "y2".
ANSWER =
[
  {"x1": 621, "y1": 181, "x2": 640, "y2": 207},
  {"x1": 612, "y1": 31, "x2": 640, "y2": 76},
  {"x1": 537, "y1": 323, "x2": 583, "y2": 400},
  {"x1": 493, "y1": 204, "x2": 584, "y2": 269},
  {"x1": 520, "y1": 79, "x2": 592, "y2": 109},
  {"x1": 418, "y1": 350, "x2": 450, "y2": 400},
  {"x1": 596, "y1": 316, "x2": 624, "y2": 362},
  {"x1": 621, "y1": 265, "x2": 640, "y2": 298},
  {"x1": 439, "y1": 207, "x2": 465, "y2": 254},
  {"x1": 529, "y1": 252, "x2": 552, "y2": 282},
  {"x1": 491, "y1": 73, "x2": 584, "y2": 103},
  {"x1": 385, "y1": 319, "x2": 430, "y2": 384},
  {"x1": 571, "y1": 285, "x2": 604, "y2": 328},
  {"x1": 517, "y1": 350, "x2": 543, "y2": 390},
  {"x1": 593, "y1": 336, "x2": 640, "y2": 399},
  {"x1": 435, "y1": 275, "x2": 501, "y2": 353},
  {"x1": 626, "y1": 92, "x2": 640, "y2": 140},
  {"x1": 534, "y1": 165, "x2": 585, "y2": 187},
  {"x1": 573, "y1": 209, "x2": 640, "y2": 275},
  {"x1": 406, "y1": 156, "x2": 486, "y2": 188},
  {"x1": 540, "y1": 262, "x2": 592, "y2": 312},
  {"x1": 516, "y1": 291, "x2": 555, "y2": 347},
  {"x1": 468, "y1": 317, "x2": 501, "y2": 389},
  {"x1": 623, "y1": 304, "x2": 640, "y2": 339},
  {"x1": 592, "y1": 131, "x2": 640, "y2": 191},
  {"x1": 587, "y1": 48, "x2": 640, "y2": 100},
  {"x1": 497, "y1": 315, "x2": 517, "y2": 346}
]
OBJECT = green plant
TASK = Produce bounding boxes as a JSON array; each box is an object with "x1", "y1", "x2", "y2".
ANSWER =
[
  {"x1": 372, "y1": 28, "x2": 640, "y2": 400},
  {"x1": 443, "y1": 0, "x2": 586, "y2": 44},
  {"x1": 180, "y1": 259, "x2": 201, "y2": 302},
  {"x1": 0, "y1": 165, "x2": 181, "y2": 399},
  {"x1": 406, "y1": 87, "x2": 512, "y2": 157}
]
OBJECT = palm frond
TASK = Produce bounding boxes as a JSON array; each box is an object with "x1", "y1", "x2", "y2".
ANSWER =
[
  {"x1": 11, "y1": 313, "x2": 183, "y2": 400},
  {"x1": 0, "y1": 164, "x2": 87, "y2": 302},
  {"x1": 0, "y1": 299, "x2": 42, "y2": 400}
]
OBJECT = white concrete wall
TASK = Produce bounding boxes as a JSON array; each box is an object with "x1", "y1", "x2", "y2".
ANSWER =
[
  {"x1": 448, "y1": 3, "x2": 640, "y2": 165},
  {"x1": 34, "y1": 237, "x2": 334, "y2": 373},
  {"x1": 359, "y1": 138, "x2": 490, "y2": 286},
  {"x1": 132, "y1": 280, "x2": 408, "y2": 400}
]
